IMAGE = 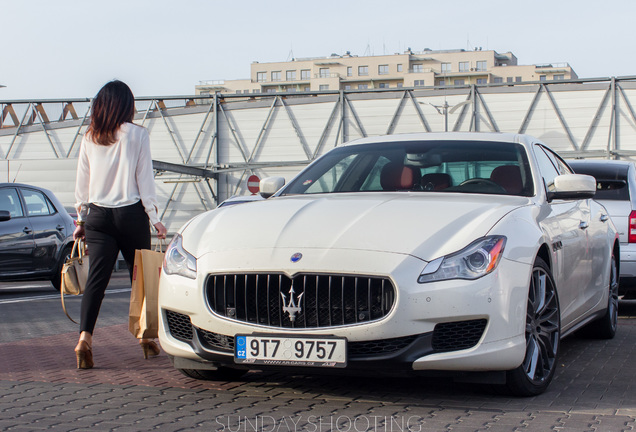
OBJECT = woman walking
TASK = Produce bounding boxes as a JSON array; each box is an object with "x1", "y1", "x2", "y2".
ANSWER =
[{"x1": 73, "y1": 80, "x2": 167, "y2": 369}]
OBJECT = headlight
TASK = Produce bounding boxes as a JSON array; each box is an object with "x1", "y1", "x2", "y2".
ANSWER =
[
  {"x1": 163, "y1": 234, "x2": 197, "y2": 279},
  {"x1": 418, "y1": 236, "x2": 506, "y2": 283}
]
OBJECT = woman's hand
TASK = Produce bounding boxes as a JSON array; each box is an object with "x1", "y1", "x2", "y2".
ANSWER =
[
  {"x1": 73, "y1": 225, "x2": 85, "y2": 240},
  {"x1": 154, "y1": 222, "x2": 167, "y2": 240}
]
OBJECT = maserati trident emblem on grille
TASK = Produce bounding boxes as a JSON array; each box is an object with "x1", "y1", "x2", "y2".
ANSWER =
[
  {"x1": 281, "y1": 285, "x2": 304, "y2": 322},
  {"x1": 290, "y1": 253, "x2": 302, "y2": 263}
]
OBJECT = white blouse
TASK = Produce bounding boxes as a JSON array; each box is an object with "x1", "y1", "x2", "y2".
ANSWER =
[{"x1": 75, "y1": 122, "x2": 160, "y2": 225}]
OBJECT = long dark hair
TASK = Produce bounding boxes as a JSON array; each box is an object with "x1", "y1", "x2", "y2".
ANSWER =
[{"x1": 87, "y1": 80, "x2": 135, "y2": 146}]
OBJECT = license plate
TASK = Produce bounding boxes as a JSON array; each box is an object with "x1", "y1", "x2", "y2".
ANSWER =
[{"x1": 234, "y1": 334, "x2": 347, "y2": 368}]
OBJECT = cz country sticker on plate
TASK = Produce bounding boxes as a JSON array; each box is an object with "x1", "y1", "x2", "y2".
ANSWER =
[{"x1": 234, "y1": 334, "x2": 347, "y2": 368}]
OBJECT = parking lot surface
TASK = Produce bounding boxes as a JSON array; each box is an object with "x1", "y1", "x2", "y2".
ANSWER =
[{"x1": 1, "y1": 276, "x2": 636, "y2": 431}]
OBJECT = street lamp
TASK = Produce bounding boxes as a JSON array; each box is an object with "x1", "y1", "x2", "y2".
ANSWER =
[{"x1": 419, "y1": 99, "x2": 473, "y2": 132}]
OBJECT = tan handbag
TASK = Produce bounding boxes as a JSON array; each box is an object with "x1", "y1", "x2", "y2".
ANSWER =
[
  {"x1": 61, "y1": 238, "x2": 89, "y2": 323},
  {"x1": 129, "y1": 242, "x2": 164, "y2": 339}
]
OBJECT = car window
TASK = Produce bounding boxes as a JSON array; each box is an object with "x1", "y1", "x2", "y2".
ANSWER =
[
  {"x1": 21, "y1": 189, "x2": 55, "y2": 217},
  {"x1": 283, "y1": 140, "x2": 534, "y2": 196},
  {"x1": 567, "y1": 162, "x2": 631, "y2": 201},
  {"x1": 533, "y1": 145, "x2": 560, "y2": 191},
  {"x1": 0, "y1": 188, "x2": 24, "y2": 217}
]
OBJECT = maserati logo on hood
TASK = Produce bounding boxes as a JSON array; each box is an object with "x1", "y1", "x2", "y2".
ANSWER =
[
  {"x1": 281, "y1": 285, "x2": 304, "y2": 322},
  {"x1": 290, "y1": 253, "x2": 303, "y2": 263}
]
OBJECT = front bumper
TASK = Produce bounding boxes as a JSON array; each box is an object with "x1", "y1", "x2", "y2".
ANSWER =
[{"x1": 158, "y1": 248, "x2": 530, "y2": 375}]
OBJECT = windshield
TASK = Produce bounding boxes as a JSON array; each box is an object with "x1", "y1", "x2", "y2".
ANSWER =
[{"x1": 282, "y1": 140, "x2": 534, "y2": 197}]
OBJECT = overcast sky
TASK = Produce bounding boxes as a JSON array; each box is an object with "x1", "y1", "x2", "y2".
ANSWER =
[{"x1": 1, "y1": 0, "x2": 634, "y2": 100}]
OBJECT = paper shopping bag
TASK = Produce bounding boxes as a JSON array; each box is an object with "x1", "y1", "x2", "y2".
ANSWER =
[{"x1": 129, "y1": 247, "x2": 164, "y2": 339}]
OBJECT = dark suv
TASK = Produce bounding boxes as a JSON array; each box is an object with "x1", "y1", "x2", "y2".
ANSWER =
[
  {"x1": 567, "y1": 160, "x2": 636, "y2": 297},
  {"x1": 0, "y1": 183, "x2": 75, "y2": 290}
]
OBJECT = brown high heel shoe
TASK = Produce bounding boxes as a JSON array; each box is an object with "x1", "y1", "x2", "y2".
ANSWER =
[
  {"x1": 140, "y1": 340, "x2": 160, "y2": 359},
  {"x1": 75, "y1": 340, "x2": 94, "y2": 369}
]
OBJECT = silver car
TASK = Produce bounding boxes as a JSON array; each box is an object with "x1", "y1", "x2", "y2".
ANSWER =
[{"x1": 568, "y1": 159, "x2": 636, "y2": 297}]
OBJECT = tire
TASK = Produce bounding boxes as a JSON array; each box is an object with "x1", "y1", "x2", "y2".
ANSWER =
[
  {"x1": 506, "y1": 256, "x2": 560, "y2": 396},
  {"x1": 584, "y1": 251, "x2": 618, "y2": 339},
  {"x1": 178, "y1": 367, "x2": 247, "y2": 381},
  {"x1": 51, "y1": 245, "x2": 73, "y2": 291}
]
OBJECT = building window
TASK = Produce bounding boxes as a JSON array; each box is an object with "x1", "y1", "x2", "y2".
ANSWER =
[
  {"x1": 515, "y1": 76, "x2": 522, "y2": 82},
  {"x1": 397, "y1": 64, "x2": 403, "y2": 72},
  {"x1": 379, "y1": 65, "x2": 389, "y2": 75},
  {"x1": 319, "y1": 68, "x2": 330, "y2": 78},
  {"x1": 304, "y1": 86, "x2": 311, "y2": 91},
  {"x1": 266, "y1": 88, "x2": 276, "y2": 93},
  {"x1": 301, "y1": 69, "x2": 311, "y2": 80},
  {"x1": 397, "y1": 82, "x2": 403, "y2": 88},
  {"x1": 319, "y1": 84, "x2": 329, "y2": 91},
  {"x1": 412, "y1": 64, "x2": 423, "y2": 73},
  {"x1": 476, "y1": 61, "x2": 487, "y2": 71},
  {"x1": 476, "y1": 78, "x2": 487, "y2": 84},
  {"x1": 507, "y1": 77, "x2": 514, "y2": 83},
  {"x1": 437, "y1": 80, "x2": 447, "y2": 87},
  {"x1": 454, "y1": 79, "x2": 465, "y2": 86},
  {"x1": 358, "y1": 84, "x2": 368, "y2": 89},
  {"x1": 493, "y1": 77, "x2": 503, "y2": 83},
  {"x1": 344, "y1": 85, "x2": 351, "y2": 90},
  {"x1": 441, "y1": 63, "x2": 451, "y2": 73},
  {"x1": 539, "y1": 75, "x2": 547, "y2": 81},
  {"x1": 257, "y1": 72, "x2": 266, "y2": 82},
  {"x1": 235, "y1": 90, "x2": 241, "y2": 94},
  {"x1": 288, "y1": 87, "x2": 297, "y2": 92},
  {"x1": 378, "y1": 83, "x2": 389, "y2": 88},
  {"x1": 414, "y1": 80, "x2": 425, "y2": 87},
  {"x1": 347, "y1": 67, "x2": 353, "y2": 77},
  {"x1": 271, "y1": 71, "x2": 282, "y2": 82},
  {"x1": 358, "y1": 66, "x2": 369, "y2": 76},
  {"x1": 286, "y1": 70, "x2": 296, "y2": 81},
  {"x1": 459, "y1": 62, "x2": 469, "y2": 72},
  {"x1": 252, "y1": 89, "x2": 259, "y2": 93},
  {"x1": 554, "y1": 74, "x2": 565, "y2": 80}
]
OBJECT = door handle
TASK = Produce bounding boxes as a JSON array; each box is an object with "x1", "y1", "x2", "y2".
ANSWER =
[
  {"x1": 56, "y1": 225, "x2": 65, "y2": 231},
  {"x1": 600, "y1": 214, "x2": 609, "y2": 222},
  {"x1": 23, "y1": 227, "x2": 33, "y2": 234},
  {"x1": 579, "y1": 221, "x2": 589, "y2": 230}
]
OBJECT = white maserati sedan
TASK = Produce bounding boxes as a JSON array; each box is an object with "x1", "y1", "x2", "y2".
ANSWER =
[{"x1": 158, "y1": 132, "x2": 619, "y2": 396}]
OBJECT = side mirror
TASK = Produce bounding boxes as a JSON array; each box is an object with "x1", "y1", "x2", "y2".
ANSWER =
[
  {"x1": 0, "y1": 210, "x2": 11, "y2": 222},
  {"x1": 547, "y1": 174, "x2": 596, "y2": 201},
  {"x1": 259, "y1": 177, "x2": 286, "y2": 199}
]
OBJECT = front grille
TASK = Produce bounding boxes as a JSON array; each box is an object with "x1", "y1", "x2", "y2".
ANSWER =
[
  {"x1": 431, "y1": 319, "x2": 487, "y2": 352},
  {"x1": 199, "y1": 328, "x2": 234, "y2": 352},
  {"x1": 206, "y1": 273, "x2": 395, "y2": 329},
  {"x1": 348, "y1": 335, "x2": 418, "y2": 356},
  {"x1": 165, "y1": 310, "x2": 194, "y2": 342}
]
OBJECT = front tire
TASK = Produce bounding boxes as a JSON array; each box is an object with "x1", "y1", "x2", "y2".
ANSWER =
[
  {"x1": 51, "y1": 245, "x2": 72, "y2": 291},
  {"x1": 506, "y1": 257, "x2": 560, "y2": 396}
]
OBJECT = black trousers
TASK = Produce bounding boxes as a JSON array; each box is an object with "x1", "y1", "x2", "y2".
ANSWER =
[{"x1": 80, "y1": 201, "x2": 151, "y2": 334}]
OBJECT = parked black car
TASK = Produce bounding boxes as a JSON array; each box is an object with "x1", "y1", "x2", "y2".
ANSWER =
[{"x1": 0, "y1": 183, "x2": 75, "y2": 290}]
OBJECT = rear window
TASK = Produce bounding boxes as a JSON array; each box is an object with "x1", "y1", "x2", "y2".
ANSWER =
[{"x1": 568, "y1": 162, "x2": 630, "y2": 201}]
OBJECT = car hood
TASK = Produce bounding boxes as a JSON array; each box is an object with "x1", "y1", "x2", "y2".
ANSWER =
[{"x1": 184, "y1": 193, "x2": 532, "y2": 262}]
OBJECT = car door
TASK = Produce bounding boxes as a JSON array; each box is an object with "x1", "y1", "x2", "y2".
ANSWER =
[
  {"x1": 19, "y1": 187, "x2": 65, "y2": 273},
  {"x1": 534, "y1": 145, "x2": 593, "y2": 329},
  {"x1": 0, "y1": 186, "x2": 35, "y2": 275}
]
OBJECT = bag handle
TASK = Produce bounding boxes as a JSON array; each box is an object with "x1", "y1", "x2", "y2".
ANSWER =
[
  {"x1": 61, "y1": 290, "x2": 79, "y2": 324},
  {"x1": 154, "y1": 239, "x2": 165, "y2": 253}
]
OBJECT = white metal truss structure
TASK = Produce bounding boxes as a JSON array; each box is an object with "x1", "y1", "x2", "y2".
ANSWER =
[{"x1": 2, "y1": 76, "x2": 636, "y2": 232}]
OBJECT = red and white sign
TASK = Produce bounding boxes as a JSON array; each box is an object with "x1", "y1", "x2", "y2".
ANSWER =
[{"x1": 247, "y1": 175, "x2": 260, "y2": 194}]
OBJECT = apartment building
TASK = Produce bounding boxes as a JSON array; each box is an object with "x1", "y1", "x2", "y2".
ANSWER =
[{"x1": 196, "y1": 48, "x2": 578, "y2": 96}]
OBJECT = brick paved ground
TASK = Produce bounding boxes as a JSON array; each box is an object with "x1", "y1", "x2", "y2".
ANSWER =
[{"x1": 1, "y1": 285, "x2": 636, "y2": 431}]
